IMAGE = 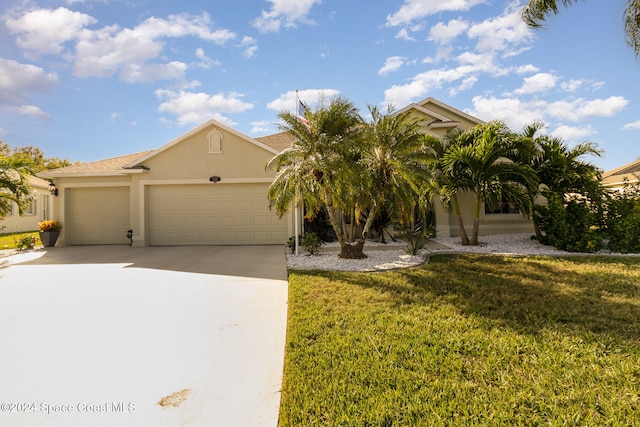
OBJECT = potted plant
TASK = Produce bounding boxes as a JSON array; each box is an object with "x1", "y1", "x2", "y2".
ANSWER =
[{"x1": 38, "y1": 220, "x2": 62, "y2": 247}]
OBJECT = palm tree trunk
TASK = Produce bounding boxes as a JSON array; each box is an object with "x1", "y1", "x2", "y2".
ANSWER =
[
  {"x1": 453, "y1": 194, "x2": 470, "y2": 245},
  {"x1": 470, "y1": 195, "x2": 481, "y2": 245},
  {"x1": 325, "y1": 191, "x2": 345, "y2": 248}
]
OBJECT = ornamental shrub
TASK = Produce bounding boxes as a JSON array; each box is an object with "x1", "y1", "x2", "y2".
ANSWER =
[
  {"x1": 300, "y1": 232, "x2": 323, "y2": 256},
  {"x1": 604, "y1": 181, "x2": 640, "y2": 253},
  {"x1": 534, "y1": 193, "x2": 604, "y2": 252}
]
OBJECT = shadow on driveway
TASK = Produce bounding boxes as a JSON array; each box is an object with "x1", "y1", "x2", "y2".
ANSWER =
[{"x1": 9, "y1": 245, "x2": 288, "y2": 281}]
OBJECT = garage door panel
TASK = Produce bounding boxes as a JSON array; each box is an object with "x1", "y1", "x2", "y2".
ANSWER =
[
  {"x1": 68, "y1": 187, "x2": 130, "y2": 245},
  {"x1": 148, "y1": 184, "x2": 287, "y2": 246}
]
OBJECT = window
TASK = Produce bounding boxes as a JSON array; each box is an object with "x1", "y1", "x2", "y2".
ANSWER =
[
  {"x1": 485, "y1": 197, "x2": 520, "y2": 215},
  {"x1": 24, "y1": 198, "x2": 36, "y2": 216}
]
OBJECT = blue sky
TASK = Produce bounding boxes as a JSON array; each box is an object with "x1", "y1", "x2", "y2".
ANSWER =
[{"x1": 0, "y1": 0, "x2": 638, "y2": 171}]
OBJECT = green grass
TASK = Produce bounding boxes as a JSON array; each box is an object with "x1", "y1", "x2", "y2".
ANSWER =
[
  {"x1": 279, "y1": 255, "x2": 640, "y2": 426},
  {"x1": 0, "y1": 231, "x2": 39, "y2": 250}
]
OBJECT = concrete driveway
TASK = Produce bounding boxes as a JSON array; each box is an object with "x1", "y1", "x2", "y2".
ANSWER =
[{"x1": 0, "y1": 246, "x2": 289, "y2": 427}]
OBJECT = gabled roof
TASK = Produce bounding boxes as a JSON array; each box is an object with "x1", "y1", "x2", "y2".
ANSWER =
[
  {"x1": 255, "y1": 132, "x2": 294, "y2": 152},
  {"x1": 601, "y1": 158, "x2": 640, "y2": 187},
  {"x1": 28, "y1": 175, "x2": 52, "y2": 188},
  {"x1": 125, "y1": 118, "x2": 281, "y2": 169},
  {"x1": 39, "y1": 151, "x2": 153, "y2": 178},
  {"x1": 398, "y1": 97, "x2": 484, "y2": 129}
]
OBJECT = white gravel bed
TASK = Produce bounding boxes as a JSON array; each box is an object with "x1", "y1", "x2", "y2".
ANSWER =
[{"x1": 286, "y1": 233, "x2": 640, "y2": 272}]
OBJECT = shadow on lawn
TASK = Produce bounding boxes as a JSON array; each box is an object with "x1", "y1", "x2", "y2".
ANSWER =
[{"x1": 302, "y1": 254, "x2": 640, "y2": 344}]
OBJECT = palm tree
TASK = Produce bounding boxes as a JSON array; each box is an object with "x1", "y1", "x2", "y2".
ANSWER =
[
  {"x1": 0, "y1": 157, "x2": 32, "y2": 218},
  {"x1": 359, "y1": 106, "x2": 432, "y2": 245},
  {"x1": 442, "y1": 121, "x2": 537, "y2": 245},
  {"x1": 424, "y1": 132, "x2": 471, "y2": 245},
  {"x1": 267, "y1": 96, "x2": 366, "y2": 259},
  {"x1": 522, "y1": 0, "x2": 640, "y2": 58}
]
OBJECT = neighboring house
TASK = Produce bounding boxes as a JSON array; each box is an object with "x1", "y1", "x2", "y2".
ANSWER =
[
  {"x1": 601, "y1": 158, "x2": 640, "y2": 190},
  {"x1": 1, "y1": 175, "x2": 53, "y2": 233},
  {"x1": 40, "y1": 97, "x2": 533, "y2": 247}
]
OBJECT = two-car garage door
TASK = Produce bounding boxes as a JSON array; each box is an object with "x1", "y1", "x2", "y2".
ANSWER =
[
  {"x1": 148, "y1": 183, "x2": 287, "y2": 246},
  {"x1": 66, "y1": 184, "x2": 287, "y2": 246}
]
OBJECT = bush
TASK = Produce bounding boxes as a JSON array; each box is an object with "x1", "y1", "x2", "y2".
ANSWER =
[
  {"x1": 300, "y1": 232, "x2": 323, "y2": 255},
  {"x1": 15, "y1": 235, "x2": 38, "y2": 251},
  {"x1": 400, "y1": 223, "x2": 429, "y2": 255},
  {"x1": 534, "y1": 193, "x2": 604, "y2": 252},
  {"x1": 604, "y1": 181, "x2": 640, "y2": 253}
]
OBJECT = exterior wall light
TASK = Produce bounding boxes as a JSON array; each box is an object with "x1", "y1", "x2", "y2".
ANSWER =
[{"x1": 48, "y1": 182, "x2": 58, "y2": 196}]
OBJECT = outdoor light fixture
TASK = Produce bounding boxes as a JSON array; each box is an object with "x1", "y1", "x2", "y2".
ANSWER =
[
  {"x1": 127, "y1": 229, "x2": 133, "y2": 246},
  {"x1": 48, "y1": 182, "x2": 58, "y2": 196},
  {"x1": 209, "y1": 175, "x2": 221, "y2": 183}
]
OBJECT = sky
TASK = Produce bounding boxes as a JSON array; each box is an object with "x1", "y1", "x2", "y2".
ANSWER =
[{"x1": 0, "y1": 0, "x2": 638, "y2": 171}]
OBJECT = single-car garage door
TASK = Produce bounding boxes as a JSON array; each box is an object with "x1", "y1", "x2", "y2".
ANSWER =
[
  {"x1": 148, "y1": 183, "x2": 288, "y2": 246},
  {"x1": 67, "y1": 187, "x2": 130, "y2": 245}
]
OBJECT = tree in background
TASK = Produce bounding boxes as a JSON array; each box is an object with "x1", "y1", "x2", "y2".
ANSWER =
[
  {"x1": 0, "y1": 157, "x2": 33, "y2": 218},
  {"x1": 0, "y1": 142, "x2": 73, "y2": 172},
  {"x1": 522, "y1": 0, "x2": 640, "y2": 58}
]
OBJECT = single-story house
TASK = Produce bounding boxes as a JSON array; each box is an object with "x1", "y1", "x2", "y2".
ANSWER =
[
  {"x1": 601, "y1": 158, "x2": 640, "y2": 190},
  {"x1": 1, "y1": 175, "x2": 54, "y2": 233},
  {"x1": 40, "y1": 97, "x2": 533, "y2": 247}
]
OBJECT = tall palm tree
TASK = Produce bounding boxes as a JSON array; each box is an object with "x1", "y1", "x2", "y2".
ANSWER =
[
  {"x1": 424, "y1": 132, "x2": 471, "y2": 245},
  {"x1": 442, "y1": 121, "x2": 537, "y2": 245},
  {"x1": 267, "y1": 96, "x2": 366, "y2": 258},
  {"x1": 0, "y1": 157, "x2": 32, "y2": 218},
  {"x1": 359, "y1": 106, "x2": 431, "y2": 242},
  {"x1": 522, "y1": 0, "x2": 640, "y2": 58}
]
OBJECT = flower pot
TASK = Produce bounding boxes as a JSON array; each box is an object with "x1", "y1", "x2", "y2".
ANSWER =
[{"x1": 39, "y1": 230, "x2": 60, "y2": 248}]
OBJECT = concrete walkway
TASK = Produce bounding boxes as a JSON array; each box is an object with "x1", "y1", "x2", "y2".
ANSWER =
[{"x1": 0, "y1": 246, "x2": 288, "y2": 427}]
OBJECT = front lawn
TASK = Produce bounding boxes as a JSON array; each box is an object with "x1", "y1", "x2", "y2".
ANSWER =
[
  {"x1": 0, "y1": 231, "x2": 39, "y2": 250},
  {"x1": 279, "y1": 255, "x2": 640, "y2": 426}
]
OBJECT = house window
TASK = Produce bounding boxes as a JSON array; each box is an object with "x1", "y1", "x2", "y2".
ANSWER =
[
  {"x1": 24, "y1": 198, "x2": 36, "y2": 216},
  {"x1": 207, "y1": 130, "x2": 223, "y2": 154},
  {"x1": 485, "y1": 199, "x2": 520, "y2": 215}
]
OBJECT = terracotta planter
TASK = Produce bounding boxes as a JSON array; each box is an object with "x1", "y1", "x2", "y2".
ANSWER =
[{"x1": 39, "y1": 230, "x2": 60, "y2": 248}]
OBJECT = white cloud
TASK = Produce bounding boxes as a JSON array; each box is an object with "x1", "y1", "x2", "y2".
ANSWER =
[
  {"x1": 379, "y1": 56, "x2": 405, "y2": 76},
  {"x1": 467, "y1": 7, "x2": 534, "y2": 54},
  {"x1": 0, "y1": 58, "x2": 58, "y2": 120},
  {"x1": 194, "y1": 48, "x2": 221, "y2": 69},
  {"x1": 623, "y1": 120, "x2": 640, "y2": 130},
  {"x1": 252, "y1": 0, "x2": 321, "y2": 33},
  {"x1": 73, "y1": 13, "x2": 236, "y2": 82},
  {"x1": 6, "y1": 105, "x2": 52, "y2": 121},
  {"x1": 250, "y1": 120, "x2": 273, "y2": 134},
  {"x1": 469, "y1": 95, "x2": 630, "y2": 131},
  {"x1": 239, "y1": 36, "x2": 258, "y2": 58},
  {"x1": 5, "y1": 7, "x2": 96, "y2": 56},
  {"x1": 514, "y1": 72, "x2": 557, "y2": 95},
  {"x1": 515, "y1": 64, "x2": 539, "y2": 74},
  {"x1": 395, "y1": 28, "x2": 416, "y2": 41},
  {"x1": 429, "y1": 19, "x2": 469, "y2": 45},
  {"x1": 267, "y1": 89, "x2": 341, "y2": 113},
  {"x1": 384, "y1": 66, "x2": 478, "y2": 107},
  {"x1": 386, "y1": 0, "x2": 485, "y2": 27},
  {"x1": 155, "y1": 89, "x2": 253, "y2": 126},
  {"x1": 550, "y1": 125, "x2": 596, "y2": 141}
]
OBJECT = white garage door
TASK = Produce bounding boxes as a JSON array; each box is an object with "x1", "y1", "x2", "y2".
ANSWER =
[
  {"x1": 148, "y1": 183, "x2": 288, "y2": 246},
  {"x1": 67, "y1": 187, "x2": 130, "y2": 245}
]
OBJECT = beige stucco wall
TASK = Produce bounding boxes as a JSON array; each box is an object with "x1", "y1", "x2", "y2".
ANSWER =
[
  {"x1": 433, "y1": 191, "x2": 534, "y2": 238},
  {"x1": 1, "y1": 187, "x2": 52, "y2": 234}
]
